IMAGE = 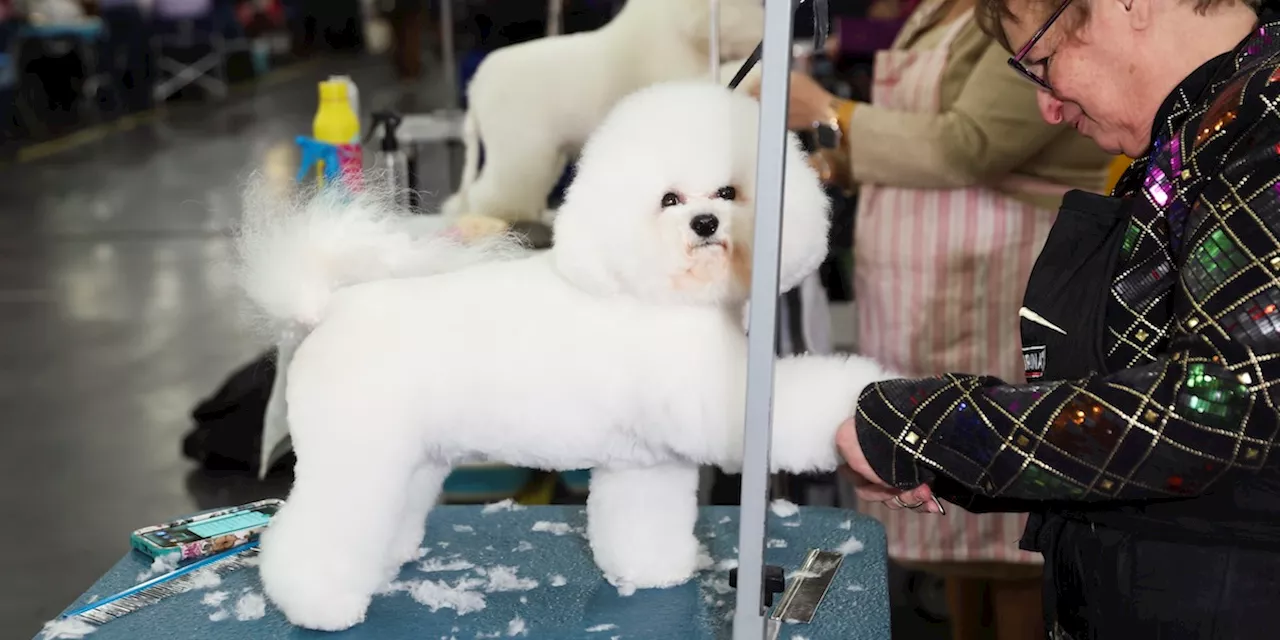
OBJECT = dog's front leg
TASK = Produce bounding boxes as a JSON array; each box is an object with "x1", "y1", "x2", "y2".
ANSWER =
[
  {"x1": 586, "y1": 462, "x2": 700, "y2": 590},
  {"x1": 259, "y1": 439, "x2": 422, "y2": 631}
]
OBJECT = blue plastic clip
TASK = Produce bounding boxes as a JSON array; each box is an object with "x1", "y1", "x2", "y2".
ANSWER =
[{"x1": 295, "y1": 136, "x2": 343, "y2": 184}]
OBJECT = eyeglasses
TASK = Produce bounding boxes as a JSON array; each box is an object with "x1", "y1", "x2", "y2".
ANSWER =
[{"x1": 1008, "y1": 0, "x2": 1074, "y2": 92}]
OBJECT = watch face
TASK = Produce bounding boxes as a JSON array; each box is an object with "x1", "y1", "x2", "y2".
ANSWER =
[{"x1": 815, "y1": 124, "x2": 840, "y2": 149}]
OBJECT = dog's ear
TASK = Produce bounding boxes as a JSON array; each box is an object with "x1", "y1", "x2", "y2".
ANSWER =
[
  {"x1": 777, "y1": 132, "x2": 832, "y2": 293},
  {"x1": 550, "y1": 208, "x2": 622, "y2": 297}
]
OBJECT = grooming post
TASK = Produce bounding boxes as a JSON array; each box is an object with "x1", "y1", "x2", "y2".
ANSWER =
[
  {"x1": 709, "y1": 0, "x2": 720, "y2": 82},
  {"x1": 439, "y1": 0, "x2": 457, "y2": 109},
  {"x1": 548, "y1": 0, "x2": 563, "y2": 36},
  {"x1": 732, "y1": 0, "x2": 795, "y2": 637}
]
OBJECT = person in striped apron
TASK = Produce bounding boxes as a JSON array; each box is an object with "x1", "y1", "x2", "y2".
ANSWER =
[{"x1": 751, "y1": 0, "x2": 1113, "y2": 636}]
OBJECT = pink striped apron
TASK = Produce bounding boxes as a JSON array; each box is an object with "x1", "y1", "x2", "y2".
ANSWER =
[{"x1": 854, "y1": 2, "x2": 1056, "y2": 566}]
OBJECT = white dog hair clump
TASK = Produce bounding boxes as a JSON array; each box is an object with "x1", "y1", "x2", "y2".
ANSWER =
[
  {"x1": 442, "y1": 0, "x2": 764, "y2": 224},
  {"x1": 237, "y1": 81, "x2": 898, "y2": 631}
]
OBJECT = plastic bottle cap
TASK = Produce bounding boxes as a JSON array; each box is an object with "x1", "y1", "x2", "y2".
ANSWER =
[{"x1": 319, "y1": 81, "x2": 347, "y2": 101}]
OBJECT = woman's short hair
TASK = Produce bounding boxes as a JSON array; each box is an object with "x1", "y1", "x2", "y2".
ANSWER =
[{"x1": 975, "y1": 0, "x2": 1259, "y2": 52}]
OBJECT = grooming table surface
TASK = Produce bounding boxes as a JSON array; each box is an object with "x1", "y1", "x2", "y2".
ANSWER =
[{"x1": 44, "y1": 506, "x2": 889, "y2": 639}]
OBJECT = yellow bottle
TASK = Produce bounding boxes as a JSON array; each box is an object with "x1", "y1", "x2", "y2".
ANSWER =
[{"x1": 312, "y1": 80, "x2": 361, "y2": 185}]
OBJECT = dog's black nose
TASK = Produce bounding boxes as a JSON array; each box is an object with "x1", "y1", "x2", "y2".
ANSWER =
[{"x1": 690, "y1": 214, "x2": 719, "y2": 238}]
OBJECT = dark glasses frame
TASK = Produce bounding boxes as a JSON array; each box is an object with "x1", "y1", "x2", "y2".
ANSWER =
[{"x1": 1008, "y1": 0, "x2": 1075, "y2": 92}]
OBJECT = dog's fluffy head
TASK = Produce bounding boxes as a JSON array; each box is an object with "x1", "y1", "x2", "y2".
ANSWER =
[{"x1": 552, "y1": 81, "x2": 831, "y2": 307}]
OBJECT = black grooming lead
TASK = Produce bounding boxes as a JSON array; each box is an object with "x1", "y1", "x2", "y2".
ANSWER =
[{"x1": 726, "y1": 0, "x2": 830, "y2": 90}]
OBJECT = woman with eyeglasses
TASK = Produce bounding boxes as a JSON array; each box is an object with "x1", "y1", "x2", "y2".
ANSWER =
[
  {"x1": 816, "y1": 0, "x2": 1280, "y2": 637},
  {"x1": 749, "y1": 0, "x2": 1113, "y2": 637}
]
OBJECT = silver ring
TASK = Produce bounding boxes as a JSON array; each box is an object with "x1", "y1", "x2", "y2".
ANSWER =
[{"x1": 892, "y1": 495, "x2": 926, "y2": 510}]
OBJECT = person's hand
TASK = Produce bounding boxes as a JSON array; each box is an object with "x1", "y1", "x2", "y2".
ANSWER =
[
  {"x1": 746, "y1": 70, "x2": 840, "y2": 132},
  {"x1": 836, "y1": 418, "x2": 944, "y2": 514}
]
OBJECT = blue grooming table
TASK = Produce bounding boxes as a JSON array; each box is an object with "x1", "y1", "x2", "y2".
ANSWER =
[{"x1": 41, "y1": 506, "x2": 889, "y2": 639}]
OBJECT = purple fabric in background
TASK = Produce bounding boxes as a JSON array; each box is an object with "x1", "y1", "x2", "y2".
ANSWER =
[{"x1": 836, "y1": 16, "x2": 909, "y2": 55}]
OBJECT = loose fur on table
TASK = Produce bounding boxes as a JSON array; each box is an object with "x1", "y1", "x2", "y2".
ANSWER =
[
  {"x1": 441, "y1": 0, "x2": 765, "y2": 224},
  {"x1": 235, "y1": 82, "x2": 898, "y2": 631}
]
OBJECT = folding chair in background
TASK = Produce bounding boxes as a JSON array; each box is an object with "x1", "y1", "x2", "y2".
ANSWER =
[{"x1": 151, "y1": 0, "x2": 240, "y2": 101}]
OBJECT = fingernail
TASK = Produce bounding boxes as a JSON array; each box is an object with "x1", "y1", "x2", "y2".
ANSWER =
[{"x1": 931, "y1": 496, "x2": 946, "y2": 515}]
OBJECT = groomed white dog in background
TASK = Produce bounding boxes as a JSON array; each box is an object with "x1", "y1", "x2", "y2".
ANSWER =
[
  {"x1": 236, "y1": 81, "x2": 897, "y2": 632},
  {"x1": 441, "y1": 0, "x2": 764, "y2": 224}
]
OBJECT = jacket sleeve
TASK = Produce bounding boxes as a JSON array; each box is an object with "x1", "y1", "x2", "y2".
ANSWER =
[
  {"x1": 854, "y1": 131, "x2": 1280, "y2": 502},
  {"x1": 844, "y1": 36, "x2": 1066, "y2": 189}
]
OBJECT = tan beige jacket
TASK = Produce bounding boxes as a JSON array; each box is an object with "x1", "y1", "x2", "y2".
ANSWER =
[{"x1": 845, "y1": 7, "x2": 1113, "y2": 210}]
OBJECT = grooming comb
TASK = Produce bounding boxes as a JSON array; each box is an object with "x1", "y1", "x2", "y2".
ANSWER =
[
  {"x1": 57, "y1": 542, "x2": 260, "y2": 626},
  {"x1": 769, "y1": 549, "x2": 844, "y2": 632}
]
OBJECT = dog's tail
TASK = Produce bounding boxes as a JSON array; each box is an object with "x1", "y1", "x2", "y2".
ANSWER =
[
  {"x1": 442, "y1": 109, "x2": 481, "y2": 216},
  {"x1": 233, "y1": 177, "x2": 521, "y2": 335}
]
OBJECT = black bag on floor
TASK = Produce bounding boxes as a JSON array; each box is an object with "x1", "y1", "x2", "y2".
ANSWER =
[{"x1": 181, "y1": 349, "x2": 281, "y2": 473}]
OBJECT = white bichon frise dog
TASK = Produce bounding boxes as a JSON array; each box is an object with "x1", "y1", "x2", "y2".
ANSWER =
[
  {"x1": 441, "y1": 0, "x2": 765, "y2": 224},
  {"x1": 237, "y1": 81, "x2": 896, "y2": 631}
]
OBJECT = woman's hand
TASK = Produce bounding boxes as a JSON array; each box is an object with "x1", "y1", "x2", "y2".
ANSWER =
[
  {"x1": 836, "y1": 418, "x2": 944, "y2": 514},
  {"x1": 746, "y1": 71, "x2": 840, "y2": 132}
]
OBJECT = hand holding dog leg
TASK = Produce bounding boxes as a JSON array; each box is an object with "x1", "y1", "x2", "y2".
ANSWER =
[{"x1": 836, "y1": 418, "x2": 943, "y2": 514}]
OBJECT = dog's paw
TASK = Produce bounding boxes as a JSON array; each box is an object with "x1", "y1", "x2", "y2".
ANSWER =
[
  {"x1": 261, "y1": 551, "x2": 374, "y2": 631},
  {"x1": 259, "y1": 511, "x2": 377, "y2": 631},
  {"x1": 595, "y1": 530, "x2": 700, "y2": 589},
  {"x1": 276, "y1": 587, "x2": 370, "y2": 632}
]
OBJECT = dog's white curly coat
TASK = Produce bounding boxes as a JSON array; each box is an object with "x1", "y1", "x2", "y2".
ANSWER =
[
  {"x1": 237, "y1": 82, "x2": 897, "y2": 631},
  {"x1": 442, "y1": 0, "x2": 765, "y2": 223}
]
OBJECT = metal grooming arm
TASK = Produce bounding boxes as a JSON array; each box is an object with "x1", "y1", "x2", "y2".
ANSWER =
[
  {"x1": 731, "y1": 0, "x2": 797, "y2": 636},
  {"x1": 548, "y1": 0, "x2": 564, "y2": 36},
  {"x1": 439, "y1": 0, "x2": 457, "y2": 110},
  {"x1": 731, "y1": 0, "x2": 828, "y2": 637}
]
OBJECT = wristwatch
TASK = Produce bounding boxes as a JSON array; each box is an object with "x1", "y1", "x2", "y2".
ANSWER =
[{"x1": 812, "y1": 97, "x2": 852, "y2": 149}]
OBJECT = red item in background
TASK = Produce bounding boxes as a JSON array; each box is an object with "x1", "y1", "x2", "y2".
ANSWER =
[{"x1": 336, "y1": 143, "x2": 364, "y2": 192}]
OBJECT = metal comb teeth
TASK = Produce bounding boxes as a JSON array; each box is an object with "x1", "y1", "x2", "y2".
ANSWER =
[{"x1": 61, "y1": 545, "x2": 260, "y2": 627}]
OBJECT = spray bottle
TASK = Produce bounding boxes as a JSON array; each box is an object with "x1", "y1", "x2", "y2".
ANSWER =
[
  {"x1": 328, "y1": 75, "x2": 361, "y2": 137},
  {"x1": 312, "y1": 79, "x2": 362, "y2": 190},
  {"x1": 368, "y1": 111, "x2": 410, "y2": 210}
]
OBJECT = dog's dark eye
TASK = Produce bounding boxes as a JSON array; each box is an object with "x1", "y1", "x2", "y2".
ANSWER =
[
  {"x1": 661, "y1": 192, "x2": 681, "y2": 208},
  {"x1": 716, "y1": 186, "x2": 737, "y2": 201}
]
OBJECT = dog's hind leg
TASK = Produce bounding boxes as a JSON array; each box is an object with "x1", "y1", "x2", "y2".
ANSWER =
[
  {"x1": 259, "y1": 432, "x2": 422, "y2": 631},
  {"x1": 587, "y1": 462, "x2": 701, "y2": 590},
  {"x1": 442, "y1": 110, "x2": 481, "y2": 217},
  {"x1": 463, "y1": 127, "x2": 568, "y2": 223},
  {"x1": 386, "y1": 461, "x2": 452, "y2": 570}
]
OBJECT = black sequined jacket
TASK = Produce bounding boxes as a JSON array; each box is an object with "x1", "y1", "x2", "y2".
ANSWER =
[{"x1": 854, "y1": 14, "x2": 1280, "y2": 545}]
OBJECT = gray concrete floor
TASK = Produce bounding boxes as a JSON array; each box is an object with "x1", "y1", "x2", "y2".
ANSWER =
[{"x1": 0, "y1": 51, "x2": 952, "y2": 640}]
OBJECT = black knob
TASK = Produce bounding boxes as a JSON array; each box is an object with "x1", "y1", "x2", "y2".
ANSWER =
[
  {"x1": 763, "y1": 565, "x2": 786, "y2": 607},
  {"x1": 727, "y1": 564, "x2": 788, "y2": 608},
  {"x1": 690, "y1": 213, "x2": 719, "y2": 238}
]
